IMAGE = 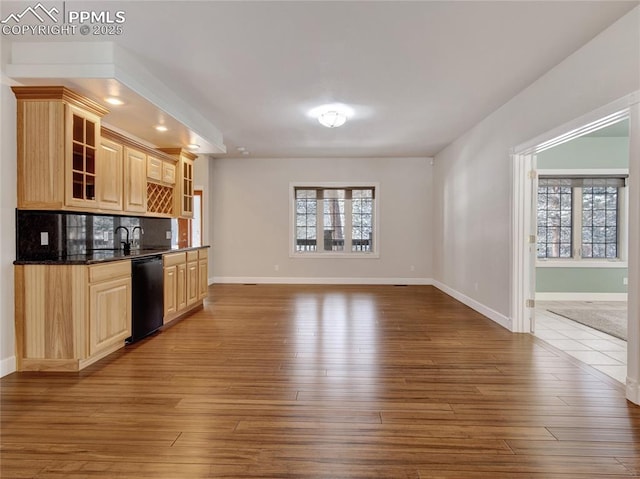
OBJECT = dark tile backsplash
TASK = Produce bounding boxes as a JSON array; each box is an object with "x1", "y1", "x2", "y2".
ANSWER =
[{"x1": 16, "y1": 210, "x2": 172, "y2": 261}]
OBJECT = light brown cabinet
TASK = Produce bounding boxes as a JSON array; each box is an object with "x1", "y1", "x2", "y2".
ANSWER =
[
  {"x1": 163, "y1": 263, "x2": 178, "y2": 318},
  {"x1": 163, "y1": 252, "x2": 186, "y2": 324},
  {"x1": 181, "y1": 157, "x2": 195, "y2": 218},
  {"x1": 198, "y1": 248, "x2": 209, "y2": 300},
  {"x1": 159, "y1": 148, "x2": 197, "y2": 218},
  {"x1": 148, "y1": 156, "x2": 177, "y2": 185},
  {"x1": 13, "y1": 86, "x2": 109, "y2": 211},
  {"x1": 66, "y1": 104, "x2": 101, "y2": 208},
  {"x1": 97, "y1": 138, "x2": 124, "y2": 211},
  {"x1": 13, "y1": 86, "x2": 198, "y2": 219},
  {"x1": 162, "y1": 162, "x2": 176, "y2": 185},
  {"x1": 124, "y1": 147, "x2": 148, "y2": 213},
  {"x1": 177, "y1": 262, "x2": 187, "y2": 312},
  {"x1": 147, "y1": 156, "x2": 163, "y2": 183},
  {"x1": 14, "y1": 261, "x2": 131, "y2": 372},
  {"x1": 88, "y1": 264, "x2": 132, "y2": 356},
  {"x1": 163, "y1": 248, "x2": 208, "y2": 324},
  {"x1": 147, "y1": 154, "x2": 177, "y2": 217}
]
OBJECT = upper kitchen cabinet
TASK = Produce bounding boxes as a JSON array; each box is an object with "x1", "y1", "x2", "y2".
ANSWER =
[
  {"x1": 146, "y1": 155, "x2": 177, "y2": 217},
  {"x1": 96, "y1": 137, "x2": 124, "y2": 211},
  {"x1": 123, "y1": 146, "x2": 147, "y2": 213},
  {"x1": 12, "y1": 86, "x2": 109, "y2": 211},
  {"x1": 159, "y1": 148, "x2": 197, "y2": 218}
]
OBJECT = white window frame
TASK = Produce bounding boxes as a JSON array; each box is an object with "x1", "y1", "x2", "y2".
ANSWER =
[
  {"x1": 536, "y1": 168, "x2": 628, "y2": 269},
  {"x1": 289, "y1": 182, "x2": 380, "y2": 258}
]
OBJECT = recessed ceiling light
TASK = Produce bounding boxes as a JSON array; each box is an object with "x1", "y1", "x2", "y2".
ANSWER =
[
  {"x1": 187, "y1": 143, "x2": 200, "y2": 150},
  {"x1": 236, "y1": 146, "x2": 246, "y2": 152},
  {"x1": 155, "y1": 125, "x2": 168, "y2": 132},
  {"x1": 308, "y1": 103, "x2": 354, "y2": 128},
  {"x1": 104, "y1": 97, "x2": 124, "y2": 106}
]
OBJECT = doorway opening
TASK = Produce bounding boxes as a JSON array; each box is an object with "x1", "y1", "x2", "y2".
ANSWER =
[{"x1": 511, "y1": 93, "x2": 639, "y2": 395}]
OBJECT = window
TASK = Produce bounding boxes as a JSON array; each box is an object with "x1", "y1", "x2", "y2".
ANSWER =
[
  {"x1": 293, "y1": 185, "x2": 376, "y2": 255},
  {"x1": 537, "y1": 176, "x2": 626, "y2": 261}
]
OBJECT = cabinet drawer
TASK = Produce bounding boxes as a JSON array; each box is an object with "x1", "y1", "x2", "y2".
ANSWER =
[
  {"x1": 198, "y1": 248, "x2": 208, "y2": 260},
  {"x1": 147, "y1": 156, "x2": 163, "y2": 182},
  {"x1": 186, "y1": 250, "x2": 198, "y2": 262},
  {"x1": 164, "y1": 252, "x2": 186, "y2": 267},
  {"x1": 89, "y1": 261, "x2": 131, "y2": 283}
]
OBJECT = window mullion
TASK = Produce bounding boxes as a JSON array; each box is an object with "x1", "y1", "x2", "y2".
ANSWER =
[
  {"x1": 317, "y1": 196, "x2": 324, "y2": 253},
  {"x1": 345, "y1": 197, "x2": 353, "y2": 252},
  {"x1": 573, "y1": 187, "x2": 582, "y2": 259}
]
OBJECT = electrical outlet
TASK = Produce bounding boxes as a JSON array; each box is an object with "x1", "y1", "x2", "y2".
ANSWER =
[
  {"x1": 474, "y1": 282, "x2": 479, "y2": 292},
  {"x1": 166, "y1": 231, "x2": 172, "y2": 239},
  {"x1": 623, "y1": 277, "x2": 628, "y2": 285},
  {"x1": 40, "y1": 232, "x2": 49, "y2": 246},
  {"x1": 274, "y1": 264, "x2": 279, "y2": 272},
  {"x1": 410, "y1": 265, "x2": 415, "y2": 272}
]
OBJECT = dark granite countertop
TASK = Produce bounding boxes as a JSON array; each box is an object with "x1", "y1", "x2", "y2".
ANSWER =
[{"x1": 14, "y1": 245, "x2": 210, "y2": 265}]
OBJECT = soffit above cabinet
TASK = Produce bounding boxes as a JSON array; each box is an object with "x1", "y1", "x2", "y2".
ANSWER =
[{"x1": 5, "y1": 41, "x2": 226, "y2": 155}]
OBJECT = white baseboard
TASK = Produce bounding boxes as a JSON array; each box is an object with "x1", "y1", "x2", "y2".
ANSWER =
[
  {"x1": 536, "y1": 292, "x2": 628, "y2": 301},
  {"x1": 212, "y1": 276, "x2": 433, "y2": 286},
  {"x1": 627, "y1": 377, "x2": 640, "y2": 406},
  {"x1": 0, "y1": 356, "x2": 16, "y2": 377},
  {"x1": 432, "y1": 280, "x2": 513, "y2": 331}
]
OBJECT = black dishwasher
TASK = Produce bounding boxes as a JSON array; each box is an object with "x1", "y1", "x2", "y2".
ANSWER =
[{"x1": 129, "y1": 255, "x2": 164, "y2": 343}]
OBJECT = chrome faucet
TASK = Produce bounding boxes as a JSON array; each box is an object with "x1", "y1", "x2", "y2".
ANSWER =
[{"x1": 114, "y1": 226, "x2": 131, "y2": 255}]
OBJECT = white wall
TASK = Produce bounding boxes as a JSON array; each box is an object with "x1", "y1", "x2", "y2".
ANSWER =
[
  {"x1": 433, "y1": 8, "x2": 639, "y2": 321},
  {"x1": 210, "y1": 157, "x2": 433, "y2": 283},
  {"x1": 0, "y1": 75, "x2": 17, "y2": 375}
]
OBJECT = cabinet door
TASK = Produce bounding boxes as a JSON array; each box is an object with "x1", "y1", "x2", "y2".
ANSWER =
[
  {"x1": 124, "y1": 147, "x2": 147, "y2": 213},
  {"x1": 198, "y1": 259, "x2": 208, "y2": 300},
  {"x1": 97, "y1": 139, "x2": 123, "y2": 211},
  {"x1": 65, "y1": 104, "x2": 100, "y2": 208},
  {"x1": 162, "y1": 162, "x2": 176, "y2": 185},
  {"x1": 186, "y1": 260, "x2": 198, "y2": 306},
  {"x1": 163, "y1": 265, "x2": 177, "y2": 321},
  {"x1": 181, "y1": 158, "x2": 194, "y2": 218},
  {"x1": 176, "y1": 262, "x2": 187, "y2": 312},
  {"x1": 16, "y1": 99, "x2": 66, "y2": 209},
  {"x1": 147, "y1": 156, "x2": 163, "y2": 182},
  {"x1": 89, "y1": 277, "x2": 131, "y2": 356}
]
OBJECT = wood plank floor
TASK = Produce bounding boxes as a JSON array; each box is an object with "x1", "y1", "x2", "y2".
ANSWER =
[{"x1": 2, "y1": 284, "x2": 640, "y2": 478}]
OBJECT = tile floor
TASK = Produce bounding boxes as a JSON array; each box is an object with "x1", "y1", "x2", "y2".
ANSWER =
[{"x1": 534, "y1": 301, "x2": 628, "y2": 383}]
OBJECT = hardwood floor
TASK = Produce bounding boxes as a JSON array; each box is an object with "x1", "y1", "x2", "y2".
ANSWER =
[{"x1": 2, "y1": 284, "x2": 639, "y2": 478}]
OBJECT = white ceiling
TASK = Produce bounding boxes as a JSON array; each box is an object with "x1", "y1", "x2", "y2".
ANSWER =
[{"x1": 2, "y1": 1, "x2": 638, "y2": 158}]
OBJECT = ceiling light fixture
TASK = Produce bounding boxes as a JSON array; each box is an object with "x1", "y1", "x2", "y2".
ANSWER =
[
  {"x1": 104, "y1": 97, "x2": 124, "y2": 106},
  {"x1": 318, "y1": 110, "x2": 347, "y2": 128},
  {"x1": 187, "y1": 143, "x2": 200, "y2": 150},
  {"x1": 309, "y1": 103, "x2": 354, "y2": 128},
  {"x1": 155, "y1": 125, "x2": 168, "y2": 132}
]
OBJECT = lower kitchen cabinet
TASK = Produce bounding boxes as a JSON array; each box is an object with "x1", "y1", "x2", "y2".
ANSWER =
[
  {"x1": 13, "y1": 247, "x2": 209, "y2": 372},
  {"x1": 198, "y1": 248, "x2": 209, "y2": 300},
  {"x1": 186, "y1": 250, "x2": 199, "y2": 307},
  {"x1": 163, "y1": 263, "x2": 178, "y2": 317},
  {"x1": 14, "y1": 261, "x2": 131, "y2": 372},
  {"x1": 89, "y1": 272, "x2": 131, "y2": 356},
  {"x1": 163, "y1": 248, "x2": 208, "y2": 324}
]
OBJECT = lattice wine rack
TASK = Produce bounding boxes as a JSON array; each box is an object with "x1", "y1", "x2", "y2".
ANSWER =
[{"x1": 147, "y1": 182, "x2": 174, "y2": 215}]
